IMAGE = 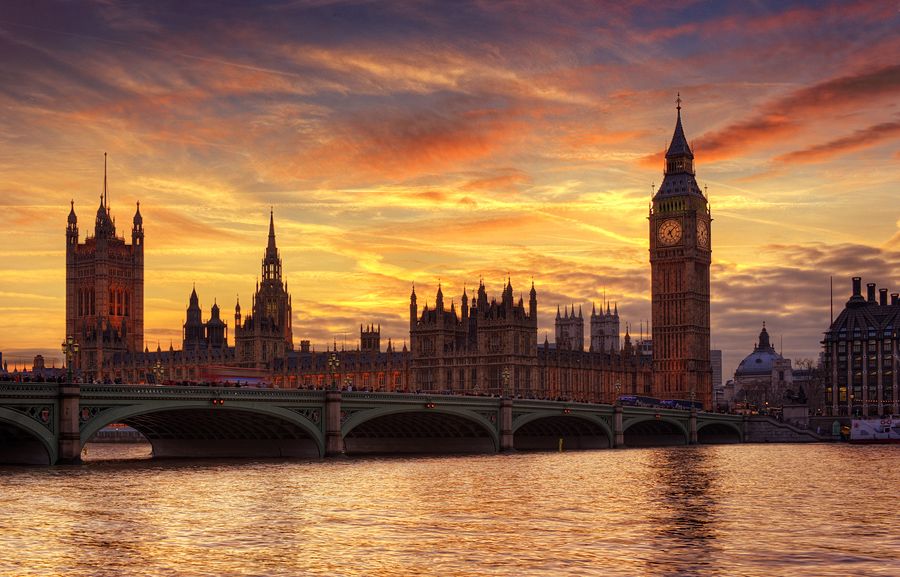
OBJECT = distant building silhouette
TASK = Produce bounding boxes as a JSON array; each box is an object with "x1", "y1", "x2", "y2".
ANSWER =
[
  {"x1": 555, "y1": 305, "x2": 584, "y2": 351},
  {"x1": 823, "y1": 277, "x2": 899, "y2": 417},
  {"x1": 590, "y1": 301, "x2": 620, "y2": 353}
]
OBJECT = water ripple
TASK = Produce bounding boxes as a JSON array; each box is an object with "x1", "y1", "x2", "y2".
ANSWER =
[{"x1": 1, "y1": 444, "x2": 898, "y2": 576}]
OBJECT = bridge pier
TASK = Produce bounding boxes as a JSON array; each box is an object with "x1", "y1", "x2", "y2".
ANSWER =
[
  {"x1": 613, "y1": 405, "x2": 624, "y2": 448},
  {"x1": 58, "y1": 382, "x2": 82, "y2": 464},
  {"x1": 324, "y1": 390, "x2": 344, "y2": 456},
  {"x1": 499, "y1": 398, "x2": 514, "y2": 452},
  {"x1": 689, "y1": 409, "x2": 698, "y2": 445}
]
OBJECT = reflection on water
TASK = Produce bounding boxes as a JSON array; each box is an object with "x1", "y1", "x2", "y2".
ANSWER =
[
  {"x1": 1, "y1": 445, "x2": 898, "y2": 576},
  {"x1": 646, "y1": 448, "x2": 720, "y2": 576}
]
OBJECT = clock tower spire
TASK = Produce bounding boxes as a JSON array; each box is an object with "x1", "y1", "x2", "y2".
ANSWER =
[{"x1": 649, "y1": 95, "x2": 712, "y2": 409}]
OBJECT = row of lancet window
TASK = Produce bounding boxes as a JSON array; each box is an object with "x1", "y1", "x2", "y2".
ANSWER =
[
  {"x1": 107, "y1": 288, "x2": 130, "y2": 316},
  {"x1": 77, "y1": 288, "x2": 95, "y2": 316},
  {"x1": 77, "y1": 287, "x2": 129, "y2": 316}
]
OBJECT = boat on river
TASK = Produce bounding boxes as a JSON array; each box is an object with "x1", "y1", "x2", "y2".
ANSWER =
[{"x1": 850, "y1": 416, "x2": 900, "y2": 444}]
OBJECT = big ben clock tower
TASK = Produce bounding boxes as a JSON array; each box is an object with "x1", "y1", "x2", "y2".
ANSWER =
[{"x1": 649, "y1": 96, "x2": 712, "y2": 408}]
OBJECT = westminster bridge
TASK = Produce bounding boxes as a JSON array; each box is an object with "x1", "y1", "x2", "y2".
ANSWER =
[{"x1": 0, "y1": 382, "x2": 755, "y2": 465}]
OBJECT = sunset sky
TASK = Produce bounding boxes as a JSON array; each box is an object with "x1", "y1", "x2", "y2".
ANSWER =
[{"x1": 1, "y1": 1, "x2": 898, "y2": 379}]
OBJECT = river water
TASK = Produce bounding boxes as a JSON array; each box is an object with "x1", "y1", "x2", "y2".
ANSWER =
[{"x1": 1, "y1": 444, "x2": 898, "y2": 576}]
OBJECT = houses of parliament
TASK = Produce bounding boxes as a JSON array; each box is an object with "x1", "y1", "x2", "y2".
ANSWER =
[{"x1": 64, "y1": 102, "x2": 712, "y2": 407}]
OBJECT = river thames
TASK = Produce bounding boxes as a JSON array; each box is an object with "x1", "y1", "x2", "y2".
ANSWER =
[{"x1": 1, "y1": 444, "x2": 898, "y2": 576}]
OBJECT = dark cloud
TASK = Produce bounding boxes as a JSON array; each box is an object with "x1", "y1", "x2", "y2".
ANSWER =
[
  {"x1": 697, "y1": 64, "x2": 900, "y2": 161},
  {"x1": 711, "y1": 242, "x2": 900, "y2": 378},
  {"x1": 775, "y1": 120, "x2": 900, "y2": 164}
]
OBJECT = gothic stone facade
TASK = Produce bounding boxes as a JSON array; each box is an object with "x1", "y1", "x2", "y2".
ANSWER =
[
  {"x1": 67, "y1": 102, "x2": 709, "y2": 405},
  {"x1": 234, "y1": 211, "x2": 294, "y2": 368},
  {"x1": 649, "y1": 100, "x2": 713, "y2": 408},
  {"x1": 66, "y1": 160, "x2": 144, "y2": 381}
]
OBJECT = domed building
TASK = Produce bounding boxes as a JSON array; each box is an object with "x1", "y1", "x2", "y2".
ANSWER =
[{"x1": 728, "y1": 324, "x2": 793, "y2": 411}]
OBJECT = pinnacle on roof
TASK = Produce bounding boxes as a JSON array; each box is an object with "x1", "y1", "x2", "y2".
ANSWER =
[
  {"x1": 133, "y1": 201, "x2": 142, "y2": 225},
  {"x1": 266, "y1": 208, "x2": 277, "y2": 255},
  {"x1": 68, "y1": 200, "x2": 77, "y2": 224},
  {"x1": 189, "y1": 284, "x2": 199, "y2": 307},
  {"x1": 666, "y1": 92, "x2": 694, "y2": 159}
]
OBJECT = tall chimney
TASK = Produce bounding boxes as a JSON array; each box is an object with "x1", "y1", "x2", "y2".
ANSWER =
[
  {"x1": 879, "y1": 288, "x2": 888, "y2": 306},
  {"x1": 867, "y1": 283, "x2": 876, "y2": 303},
  {"x1": 892, "y1": 293, "x2": 899, "y2": 306},
  {"x1": 852, "y1": 277, "x2": 862, "y2": 296}
]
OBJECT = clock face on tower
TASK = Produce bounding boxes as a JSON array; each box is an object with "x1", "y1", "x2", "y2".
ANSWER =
[
  {"x1": 697, "y1": 220, "x2": 709, "y2": 248},
  {"x1": 658, "y1": 219, "x2": 682, "y2": 245}
]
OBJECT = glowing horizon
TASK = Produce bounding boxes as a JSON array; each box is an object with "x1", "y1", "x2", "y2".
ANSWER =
[{"x1": 1, "y1": 1, "x2": 899, "y2": 380}]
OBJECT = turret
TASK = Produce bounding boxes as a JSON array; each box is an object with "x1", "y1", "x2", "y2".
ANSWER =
[
  {"x1": 234, "y1": 297, "x2": 241, "y2": 328},
  {"x1": 461, "y1": 286, "x2": 469, "y2": 322},
  {"x1": 67, "y1": 200, "x2": 78, "y2": 248},
  {"x1": 207, "y1": 299, "x2": 226, "y2": 349},
  {"x1": 529, "y1": 281, "x2": 537, "y2": 321},
  {"x1": 132, "y1": 201, "x2": 143, "y2": 248},
  {"x1": 183, "y1": 285, "x2": 205, "y2": 351},
  {"x1": 409, "y1": 284, "x2": 417, "y2": 330}
]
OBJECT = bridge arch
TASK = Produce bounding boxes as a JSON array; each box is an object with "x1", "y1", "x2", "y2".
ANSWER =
[
  {"x1": 342, "y1": 406, "x2": 499, "y2": 454},
  {"x1": 81, "y1": 402, "x2": 325, "y2": 458},
  {"x1": 697, "y1": 421, "x2": 742, "y2": 444},
  {"x1": 0, "y1": 407, "x2": 56, "y2": 465},
  {"x1": 512, "y1": 411, "x2": 613, "y2": 450},
  {"x1": 623, "y1": 416, "x2": 689, "y2": 447}
]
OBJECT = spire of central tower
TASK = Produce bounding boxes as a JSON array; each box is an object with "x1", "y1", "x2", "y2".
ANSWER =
[
  {"x1": 266, "y1": 207, "x2": 277, "y2": 256},
  {"x1": 261, "y1": 208, "x2": 282, "y2": 282},
  {"x1": 666, "y1": 93, "x2": 693, "y2": 162}
]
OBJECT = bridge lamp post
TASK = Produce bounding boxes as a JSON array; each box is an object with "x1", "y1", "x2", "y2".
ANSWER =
[
  {"x1": 502, "y1": 367, "x2": 510, "y2": 398},
  {"x1": 344, "y1": 376, "x2": 352, "y2": 391},
  {"x1": 690, "y1": 388, "x2": 696, "y2": 410},
  {"x1": 614, "y1": 381, "x2": 621, "y2": 406},
  {"x1": 61, "y1": 336, "x2": 79, "y2": 383},
  {"x1": 152, "y1": 360, "x2": 165, "y2": 385},
  {"x1": 328, "y1": 353, "x2": 340, "y2": 391}
]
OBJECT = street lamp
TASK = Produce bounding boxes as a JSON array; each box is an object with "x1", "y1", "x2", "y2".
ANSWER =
[
  {"x1": 690, "y1": 388, "x2": 696, "y2": 410},
  {"x1": 344, "y1": 375, "x2": 353, "y2": 391},
  {"x1": 152, "y1": 360, "x2": 165, "y2": 385},
  {"x1": 614, "y1": 381, "x2": 621, "y2": 406},
  {"x1": 502, "y1": 367, "x2": 510, "y2": 398},
  {"x1": 60, "y1": 336, "x2": 79, "y2": 383},
  {"x1": 327, "y1": 353, "x2": 340, "y2": 390}
]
